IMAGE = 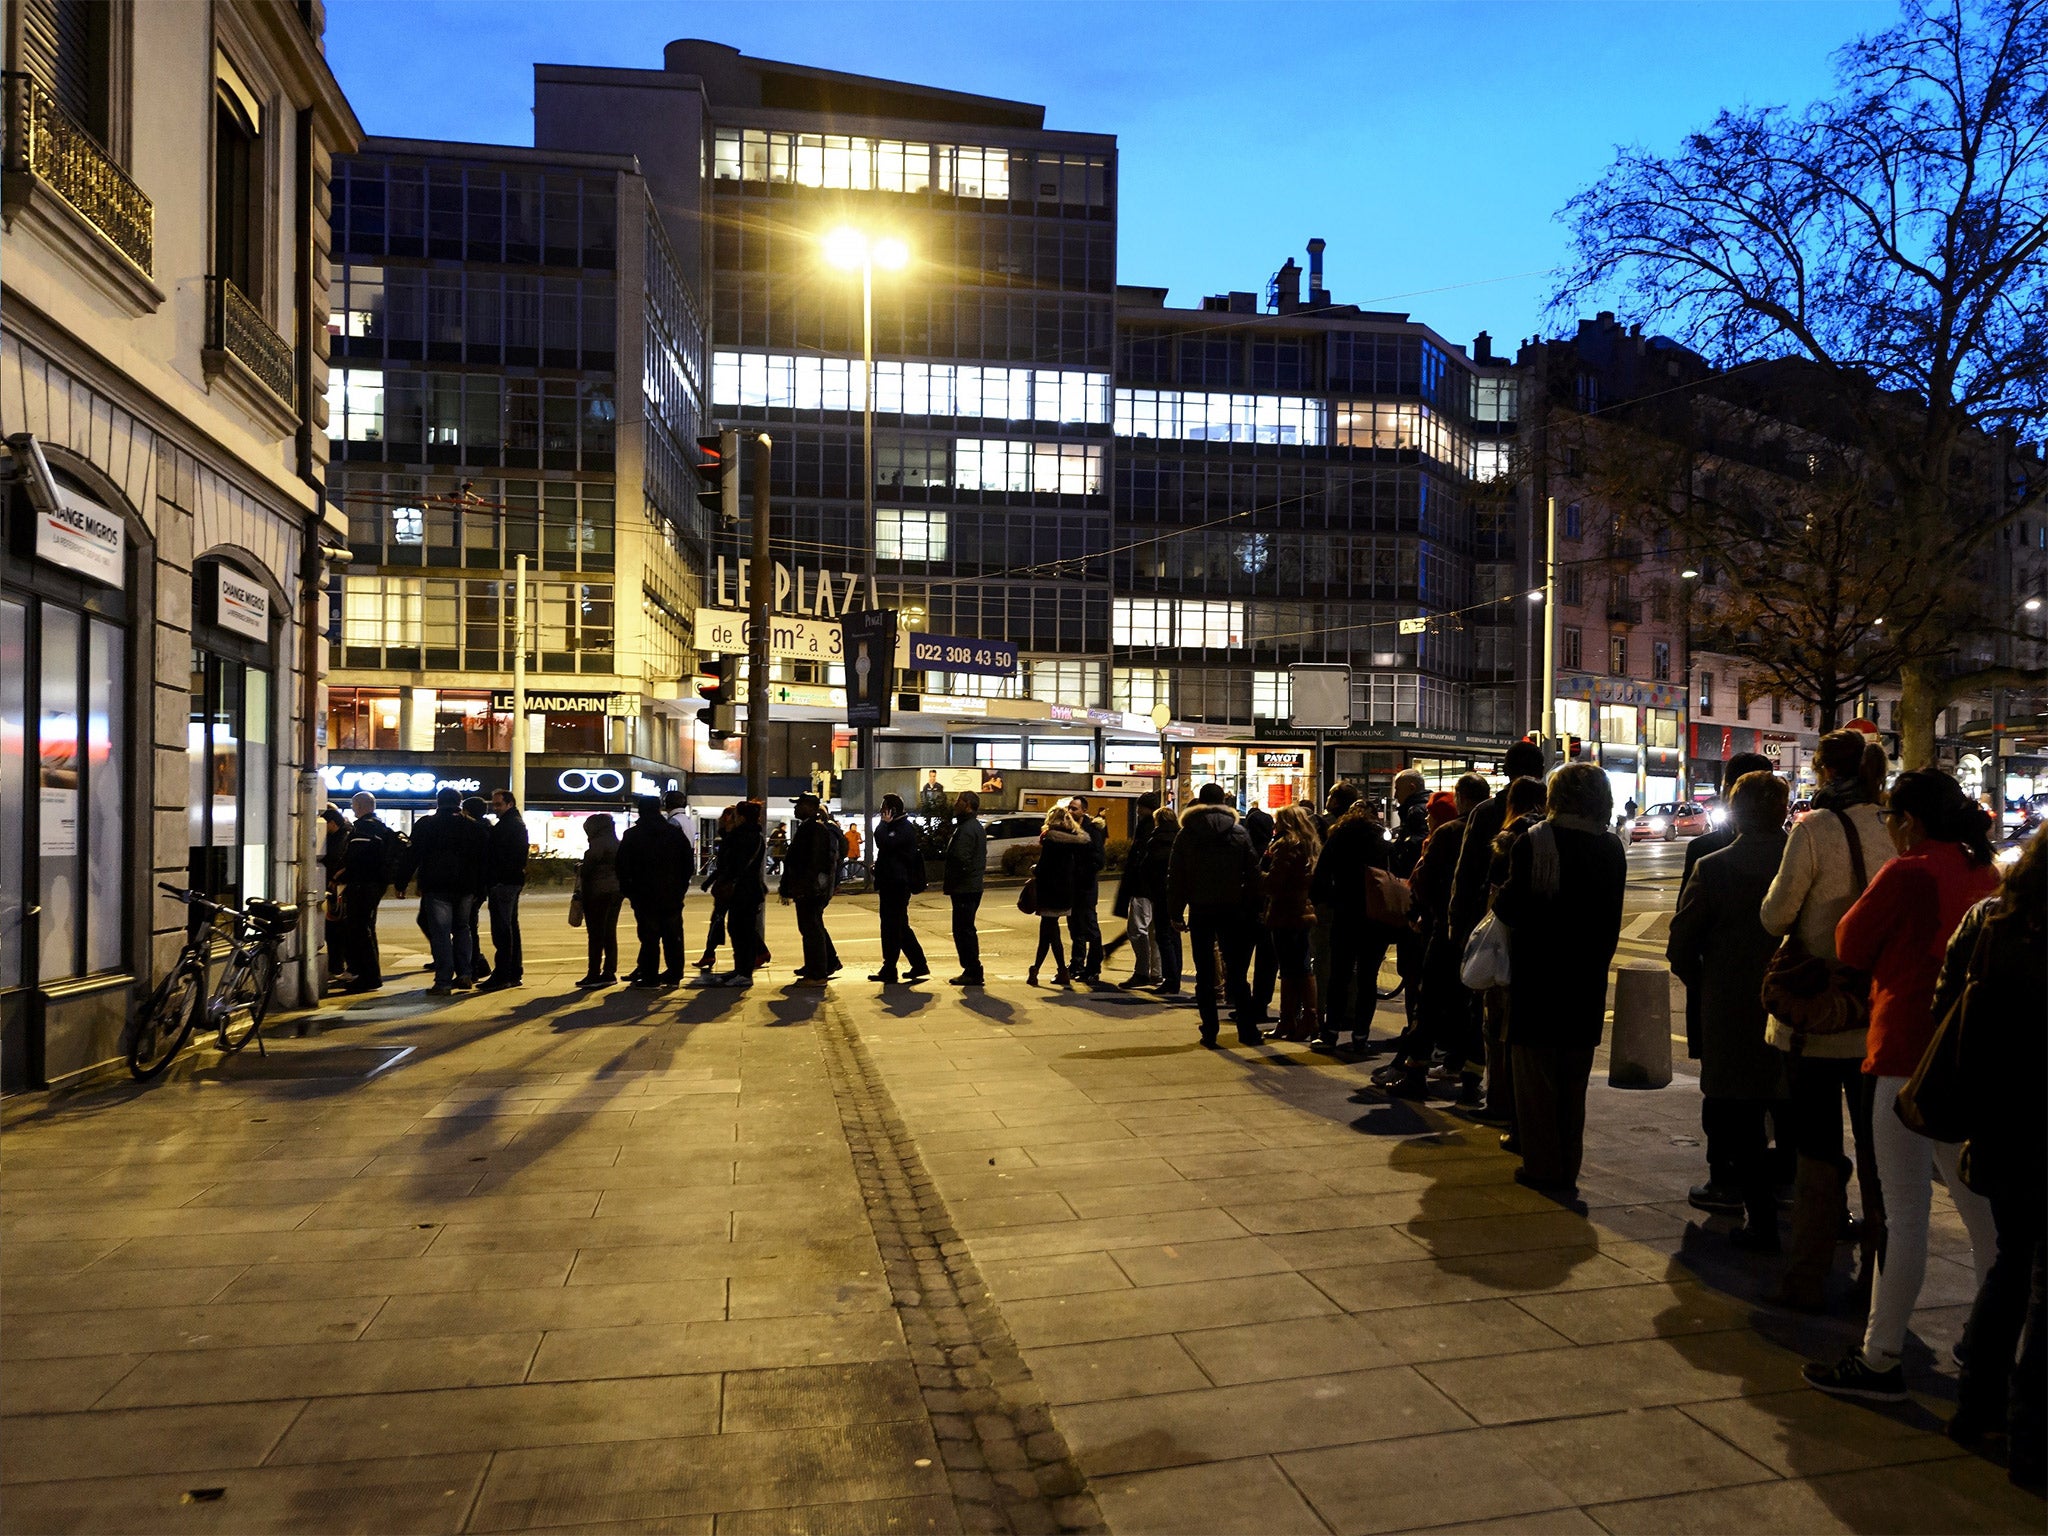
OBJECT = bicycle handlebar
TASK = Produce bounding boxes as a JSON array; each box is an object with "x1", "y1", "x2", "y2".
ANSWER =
[{"x1": 158, "y1": 884, "x2": 246, "y2": 923}]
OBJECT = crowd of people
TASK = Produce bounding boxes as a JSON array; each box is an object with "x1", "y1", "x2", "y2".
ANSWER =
[{"x1": 318, "y1": 737, "x2": 2042, "y2": 1486}]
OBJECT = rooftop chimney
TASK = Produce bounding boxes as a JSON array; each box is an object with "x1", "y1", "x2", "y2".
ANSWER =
[
  {"x1": 1473, "y1": 331, "x2": 1494, "y2": 363},
  {"x1": 1270, "y1": 257, "x2": 1302, "y2": 313},
  {"x1": 1307, "y1": 237, "x2": 1327, "y2": 304}
]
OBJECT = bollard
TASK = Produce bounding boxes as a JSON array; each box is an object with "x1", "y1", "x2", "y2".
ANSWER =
[{"x1": 1609, "y1": 963, "x2": 1673, "y2": 1089}]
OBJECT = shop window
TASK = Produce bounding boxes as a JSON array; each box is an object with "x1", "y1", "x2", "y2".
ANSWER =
[
  {"x1": 188, "y1": 651, "x2": 271, "y2": 909},
  {"x1": 544, "y1": 712, "x2": 606, "y2": 753},
  {"x1": 432, "y1": 690, "x2": 511, "y2": 753},
  {"x1": 328, "y1": 686, "x2": 403, "y2": 751}
]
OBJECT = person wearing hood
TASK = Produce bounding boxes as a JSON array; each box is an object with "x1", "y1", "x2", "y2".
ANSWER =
[
  {"x1": 1489, "y1": 762, "x2": 1627, "y2": 1196},
  {"x1": 870, "y1": 793, "x2": 931, "y2": 984},
  {"x1": 1168, "y1": 783, "x2": 1262, "y2": 1047},
  {"x1": 1309, "y1": 788, "x2": 1397, "y2": 1054},
  {"x1": 617, "y1": 796, "x2": 692, "y2": 988},
  {"x1": 574, "y1": 813, "x2": 624, "y2": 988},
  {"x1": 1028, "y1": 805, "x2": 1090, "y2": 986}
]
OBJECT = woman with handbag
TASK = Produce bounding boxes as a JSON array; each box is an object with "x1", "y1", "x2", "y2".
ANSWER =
[
  {"x1": 695, "y1": 805, "x2": 738, "y2": 972},
  {"x1": 1760, "y1": 729, "x2": 1896, "y2": 1310},
  {"x1": 573, "y1": 814, "x2": 623, "y2": 988},
  {"x1": 1261, "y1": 805, "x2": 1321, "y2": 1040},
  {"x1": 1804, "y1": 769, "x2": 2001, "y2": 1403},
  {"x1": 1136, "y1": 805, "x2": 1182, "y2": 995},
  {"x1": 1941, "y1": 830, "x2": 2046, "y2": 1485},
  {"x1": 1027, "y1": 806, "x2": 1089, "y2": 986}
]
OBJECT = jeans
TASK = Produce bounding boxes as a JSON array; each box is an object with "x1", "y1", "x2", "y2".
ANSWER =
[
  {"x1": 582, "y1": 892, "x2": 622, "y2": 979},
  {"x1": 702, "y1": 894, "x2": 729, "y2": 959},
  {"x1": 1187, "y1": 905, "x2": 1254, "y2": 1031},
  {"x1": 1322, "y1": 916, "x2": 1390, "y2": 1042},
  {"x1": 455, "y1": 894, "x2": 484, "y2": 981},
  {"x1": 1862, "y1": 1075, "x2": 1998, "y2": 1368},
  {"x1": 1959, "y1": 1184, "x2": 2046, "y2": 1448},
  {"x1": 1126, "y1": 896, "x2": 1158, "y2": 983},
  {"x1": 1790, "y1": 1052, "x2": 1884, "y2": 1227},
  {"x1": 950, "y1": 892, "x2": 983, "y2": 979},
  {"x1": 630, "y1": 899, "x2": 684, "y2": 982},
  {"x1": 419, "y1": 892, "x2": 471, "y2": 988},
  {"x1": 1511, "y1": 1043, "x2": 1597, "y2": 1189},
  {"x1": 339, "y1": 881, "x2": 384, "y2": 985},
  {"x1": 726, "y1": 896, "x2": 764, "y2": 975},
  {"x1": 486, "y1": 883, "x2": 523, "y2": 983},
  {"x1": 878, "y1": 887, "x2": 927, "y2": 977},
  {"x1": 795, "y1": 898, "x2": 838, "y2": 975}
]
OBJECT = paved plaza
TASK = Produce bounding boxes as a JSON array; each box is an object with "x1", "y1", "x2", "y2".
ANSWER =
[{"x1": 1, "y1": 854, "x2": 2038, "y2": 1535}]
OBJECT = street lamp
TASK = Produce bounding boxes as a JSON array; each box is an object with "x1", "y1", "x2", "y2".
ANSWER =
[
  {"x1": 1679, "y1": 567, "x2": 1700, "y2": 800},
  {"x1": 824, "y1": 225, "x2": 910, "y2": 886}
]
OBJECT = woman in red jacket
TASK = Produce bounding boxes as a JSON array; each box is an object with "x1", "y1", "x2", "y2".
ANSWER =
[{"x1": 1806, "y1": 770, "x2": 2001, "y2": 1403}]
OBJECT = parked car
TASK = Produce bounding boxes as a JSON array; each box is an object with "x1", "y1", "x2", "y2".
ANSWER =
[
  {"x1": 984, "y1": 815, "x2": 1046, "y2": 870},
  {"x1": 1628, "y1": 802, "x2": 1709, "y2": 842}
]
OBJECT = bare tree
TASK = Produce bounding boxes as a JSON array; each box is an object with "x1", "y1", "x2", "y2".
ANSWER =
[{"x1": 1554, "y1": 0, "x2": 2048, "y2": 765}]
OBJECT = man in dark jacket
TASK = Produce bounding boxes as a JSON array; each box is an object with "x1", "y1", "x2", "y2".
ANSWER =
[
  {"x1": 717, "y1": 802, "x2": 770, "y2": 986},
  {"x1": 1385, "y1": 770, "x2": 1432, "y2": 1033},
  {"x1": 1064, "y1": 796, "x2": 1107, "y2": 981},
  {"x1": 1310, "y1": 798, "x2": 1397, "y2": 1052},
  {"x1": 1112, "y1": 792, "x2": 1159, "y2": 985},
  {"x1": 478, "y1": 789, "x2": 529, "y2": 991},
  {"x1": 781, "y1": 794, "x2": 842, "y2": 980},
  {"x1": 335, "y1": 792, "x2": 401, "y2": 993},
  {"x1": 1242, "y1": 802, "x2": 1275, "y2": 855},
  {"x1": 458, "y1": 797, "x2": 494, "y2": 984},
  {"x1": 1444, "y1": 738, "x2": 1547, "y2": 1101},
  {"x1": 1168, "y1": 783, "x2": 1261, "y2": 1047},
  {"x1": 617, "y1": 795, "x2": 693, "y2": 987},
  {"x1": 1241, "y1": 799, "x2": 1278, "y2": 1021},
  {"x1": 1379, "y1": 773, "x2": 1491, "y2": 1096},
  {"x1": 942, "y1": 791, "x2": 987, "y2": 985},
  {"x1": 1680, "y1": 753, "x2": 1775, "y2": 896},
  {"x1": 412, "y1": 787, "x2": 490, "y2": 994},
  {"x1": 870, "y1": 794, "x2": 930, "y2": 983}
]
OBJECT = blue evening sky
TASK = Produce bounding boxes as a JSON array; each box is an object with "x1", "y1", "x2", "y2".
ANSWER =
[{"x1": 326, "y1": 0, "x2": 1893, "y2": 354}]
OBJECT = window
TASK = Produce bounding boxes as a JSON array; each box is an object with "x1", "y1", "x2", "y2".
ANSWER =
[
  {"x1": 1117, "y1": 389, "x2": 1326, "y2": 446},
  {"x1": 1652, "y1": 640, "x2": 1671, "y2": 682},
  {"x1": 1737, "y1": 687, "x2": 1750, "y2": 721},
  {"x1": 1026, "y1": 660, "x2": 1098, "y2": 708},
  {"x1": 714, "y1": 351, "x2": 1111, "y2": 425},
  {"x1": 328, "y1": 369, "x2": 385, "y2": 442},
  {"x1": 1563, "y1": 627, "x2": 1582, "y2": 671},
  {"x1": 1600, "y1": 705, "x2": 1637, "y2": 746},
  {"x1": 1647, "y1": 710, "x2": 1679, "y2": 748},
  {"x1": 1564, "y1": 502, "x2": 1582, "y2": 539},
  {"x1": 953, "y1": 440, "x2": 1103, "y2": 495},
  {"x1": 432, "y1": 690, "x2": 511, "y2": 753},
  {"x1": 1472, "y1": 376, "x2": 1518, "y2": 423},
  {"x1": 1333, "y1": 402, "x2": 1464, "y2": 468},
  {"x1": 1562, "y1": 567, "x2": 1583, "y2": 607},
  {"x1": 1699, "y1": 671, "x2": 1714, "y2": 717},
  {"x1": 877, "y1": 507, "x2": 948, "y2": 562},
  {"x1": 1771, "y1": 694, "x2": 1783, "y2": 725},
  {"x1": 712, "y1": 127, "x2": 1083, "y2": 204},
  {"x1": 1473, "y1": 441, "x2": 1511, "y2": 482},
  {"x1": 1111, "y1": 597, "x2": 1244, "y2": 649},
  {"x1": 1252, "y1": 670, "x2": 1292, "y2": 719},
  {"x1": 1609, "y1": 634, "x2": 1627, "y2": 675},
  {"x1": 878, "y1": 438, "x2": 949, "y2": 489},
  {"x1": 1112, "y1": 667, "x2": 1170, "y2": 715},
  {"x1": 343, "y1": 576, "x2": 422, "y2": 651},
  {"x1": 21, "y1": 0, "x2": 113, "y2": 145},
  {"x1": 213, "y1": 64, "x2": 262, "y2": 300},
  {"x1": 188, "y1": 650, "x2": 271, "y2": 910}
]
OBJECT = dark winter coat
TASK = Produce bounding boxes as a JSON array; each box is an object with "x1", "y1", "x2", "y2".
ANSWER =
[
  {"x1": 1666, "y1": 830, "x2": 1791, "y2": 1099},
  {"x1": 617, "y1": 811, "x2": 691, "y2": 908},
  {"x1": 1113, "y1": 815, "x2": 1155, "y2": 918},
  {"x1": 1136, "y1": 819, "x2": 1176, "y2": 905},
  {"x1": 577, "y1": 832, "x2": 622, "y2": 902},
  {"x1": 486, "y1": 813, "x2": 530, "y2": 888},
  {"x1": 716, "y1": 822, "x2": 768, "y2": 902},
  {"x1": 1942, "y1": 892, "x2": 2048, "y2": 1203},
  {"x1": 1070, "y1": 815, "x2": 1106, "y2": 910},
  {"x1": 1167, "y1": 804, "x2": 1258, "y2": 915},
  {"x1": 1241, "y1": 805, "x2": 1275, "y2": 855},
  {"x1": 1409, "y1": 814, "x2": 1467, "y2": 942},
  {"x1": 1448, "y1": 789, "x2": 1512, "y2": 940},
  {"x1": 943, "y1": 816, "x2": 986, "y2": 895},
  {"x1": 1310, "y1": 807, "x2": 1394, "y2": 918},
  {"x1": 873, "y1": 816, "x2": 926, "y2": 893},
  {"x1": 1031, "y1": 827, "x2": 1091, "y2": 917},
  {"x1": 1492, "y1": 822, "x2": 1628, "y2": 1051},
  {"x1": 410, "y1": 808, "x2": 489, "y2": 897},
  {"x1": 341, "y1": 814, "x2": 401, "y2": 889},
  {"x1": 780, "y1": 816, "x2": 841, "y2": 903},
  {"x1": 1261, "y1": 836, "x2": 1317, "y2": 930},
  {"x1": 1389, "y1": 793, "x2": 1431, "y2": 880}
]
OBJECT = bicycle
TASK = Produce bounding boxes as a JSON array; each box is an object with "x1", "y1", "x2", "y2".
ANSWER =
[{"x1": 127, "y1": 883, "x2": 299, "y2": 1081}]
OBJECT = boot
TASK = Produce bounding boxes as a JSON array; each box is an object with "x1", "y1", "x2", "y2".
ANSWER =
[
  {"x1": 1776, "y1": 1155, "x2": 1840, "y2": 1312},
  {"x1": 1275, "y1": 978, "x2": 1308, "y2": 1041}
]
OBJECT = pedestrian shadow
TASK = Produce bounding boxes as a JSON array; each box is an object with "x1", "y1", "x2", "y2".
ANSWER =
[
  {"x1": 958, "y1": 994, "x2": 1017, "y2": 1027},
  {"x1": 765, "y1": 988, "x2": 826, "y2": 1027},
  {"x1": 875, "y1": 990, "x2": 937, "y2": 1020}
]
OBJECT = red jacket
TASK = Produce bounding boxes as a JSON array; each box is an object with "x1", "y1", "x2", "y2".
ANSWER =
[{"x1": 1835, "y1": 839, "x2": 1999, "y2": 1079}]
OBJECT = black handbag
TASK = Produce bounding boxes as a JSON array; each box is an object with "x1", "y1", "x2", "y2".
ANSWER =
[
  {"x1": 1016, "y1": 877, "x2": 1039, "y2": 916},
  {"x1": 1895, "y1": 917, "x2": 1993, "y2": 1144}
]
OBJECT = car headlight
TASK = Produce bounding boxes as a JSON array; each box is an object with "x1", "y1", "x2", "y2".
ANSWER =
[
  {"x1": 1997, "y1": 843, "x2": 2023, "y2": 868},
  {"x1": 1708, "y1": 807, "x2": 1728, "y2": 826},
  {"x1": 1648, "y1": 818, "x2": 1668, "y2": 832}
]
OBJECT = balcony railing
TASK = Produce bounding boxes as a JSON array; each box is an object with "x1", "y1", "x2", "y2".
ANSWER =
[
  {"x1": 206, "y1": 276, "x2": 296, "y2": 411},
  {"x1": 3, "y1": 70, "x2": 153, "y2": 275}
]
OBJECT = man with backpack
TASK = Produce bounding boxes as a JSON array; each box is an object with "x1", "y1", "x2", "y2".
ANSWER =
[
  {"x1": 335, "y1": 792, "x2": 402, "y2": 993},
  {"x1": 781, "y1": 793, "x2": 844, "y2": 981},
  {"x1": 870, "y1": 794, "x2": 930, "y2": 983}
]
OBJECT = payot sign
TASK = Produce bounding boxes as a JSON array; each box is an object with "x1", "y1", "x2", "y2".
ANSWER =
[{"x1": 37, "y1": 485, "x2": 124, "y2": 588}]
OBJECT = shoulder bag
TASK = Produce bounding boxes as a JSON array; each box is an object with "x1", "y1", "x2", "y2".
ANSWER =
[
  {"x1": 1761, "y1": 808, "x2": 1872, "y2": 1039},
  {"x1": 568, "y1": 891, "x2": 585, "y2": 928},
  {"x1": 1016, "y1": 877, "x2": 1039, "y2": 915},
  {"x1": 1365, "y1": 867, "x2": 1411, "y2": 927},
  {"x1": 1894, "y1": 915, "x2": 1994, "y2": 1145},
  {"x1": 1460, "y1": 910, "x2": 1512, "y2": 990}
]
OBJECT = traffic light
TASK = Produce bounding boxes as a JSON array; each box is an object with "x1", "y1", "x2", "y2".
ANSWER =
[
  {"x1": 696, "y1": 429, "x2": 738, "y2": 527},
  {"x1": 1567, "y1": 735, "x2": 1584, "y2": 760},
  {"x1": 697, "y1": 655, "x2": 739, "y2": 738}
]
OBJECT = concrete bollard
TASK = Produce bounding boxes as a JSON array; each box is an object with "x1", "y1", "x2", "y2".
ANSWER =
[{"x1": 1609, "y1": 964, "x2": 1673, "y2": 1089}]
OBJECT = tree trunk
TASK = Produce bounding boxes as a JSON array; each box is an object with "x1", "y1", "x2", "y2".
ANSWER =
[{"x1": 1897, "y1": 659, "x2": 1944, "y2": 770}]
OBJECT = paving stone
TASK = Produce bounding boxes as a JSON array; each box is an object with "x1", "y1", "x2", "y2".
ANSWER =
[
  {"x1": 0, "y1": 1400, "x2": 304, "y2": 1484},
  {"x1": 1089, "y1": 1455, "x2": 1330, "y2": 1535},
  {"x1": 1001, "y1": 1272, "x2": 1336, "y2": 1350}
]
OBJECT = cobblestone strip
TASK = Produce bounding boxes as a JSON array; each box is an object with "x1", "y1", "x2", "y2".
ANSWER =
[{"x1": 818, "y1": 1000, "x2": 1105, "y2": 1536}]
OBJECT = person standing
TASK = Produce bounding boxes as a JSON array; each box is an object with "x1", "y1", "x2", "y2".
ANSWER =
[
  {"x1": 1137, "y1": 804, "x2": 1183, "y2": 995},
  {"x1": 1262, "y1": 804, "x2": 1321, "y2": 1041},
  {"x1": 1489, "y1": 762, "x2": 1627, "y2": 1195},
  {"x1": 782, "y1": 793, "x2": 842, "y2": 981},
  {"x1": 1027, "y1": 806, "x2": 1089, "y2": 986},
  {"x1": 1168, "y1": 783, "x2": 1262, "y2": 1048},
  {"x1": 943, "y1": 790, "x2": 987, "y2": 986},
  {"x1": 335, "y1": 792, "x2": 400, "y2": 993},
  {"x1": 1386, "y1": 770, "x2": 1432, "y2": 1036},
  {"x1": 1941, "y1": 830, "x2": 2046, "y2": 1486},
  {"x1": 1446, "y1": 739, "x2": 1548, "y2": 1108},
  {"x1": 1760, "y1": 728, "x2": 1895, "y2": 1311},
  {"x1": 1310, "y1": 783, "x2": 1363, "y2": 1032},
  {"x1": 871, "y1": 794, "x2": 931, "y2": 983},
  {"x1": 574, "y1": 813, "x2": 624, "y2": 987},
  {"x1": 617, "y1": 796, "x2": 690, "y2": 988},
  {"x1": 1114, "y1": 792, "x2": 1161, "y2": 989},
  {"x1": 1806, "y1": 769, "x2": 2000, "y2": 1403},
  {"x1": 1309, "y1": 788, "x2": 1396, "y2": 1055},
  {"x1": 1683, "y1": 753, "x2": 1777, "y2": 893},
  {"x1": 411, "y1": 787, "x2": 489, "y2": 995},
  {"x1": 843, "y1": 817, "x2": 863, "y2": 885},
  {"x1": 1241, "y1": 799, "x2": 1278, "y2": 1021},
  {"x1": 718, "y1": 800, "x2": 770, "y2": 986},
  {"x1": 1062, "y1": 797, "x2": 1107, "y2": 981},
  {"x1": 1667, "y1": 770, "x2": 1793, "y2": 1249},
  {"x1": 457, "y1": 797, "x2": 493, "y2": 984},
  {"x1": 1378, "y1": 775, "x2": 1490, "y2": 1094},
  {"x1": 317, "y1": 804, "x2": 351, "y2": 982},
  {"x1": 696, "y1": 805, "x2": 738, "y2": 971},
  {"x1": 477, "y1": 789, "x2": 529, "y2": 992}
]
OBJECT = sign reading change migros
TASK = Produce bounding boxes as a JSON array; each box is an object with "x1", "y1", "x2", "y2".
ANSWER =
[
  {"x1": 216, "y1": 565, "x2": 270, "y2": 641},
  {"x1": 37, "y1": 484, "x2": 125, "y2": 589}
]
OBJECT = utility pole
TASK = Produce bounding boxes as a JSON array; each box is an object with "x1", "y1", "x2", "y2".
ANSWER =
[
  {"x1": 859, "y1": 257, "x2": 877, "y2": 889},
  {"x1": 510, "y1": 552, "x2": 528, "y2": 801},
  {"x1": 1542, "y1": 495, "x2": 1558, "y2": 767},
  {"x1": 746, "y1": 433, "x2": 772, "y2": 806}
]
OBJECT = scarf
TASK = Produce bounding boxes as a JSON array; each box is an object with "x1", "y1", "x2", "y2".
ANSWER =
[
  {"x1": 1530, "y1": 813, "x2": 1615, "y2": 897},
  {"x1": 1811, "y1": 778, "x2": 1869, "y2": 812}
]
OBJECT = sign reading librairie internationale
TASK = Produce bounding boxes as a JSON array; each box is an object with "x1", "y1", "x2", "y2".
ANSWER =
[{"x1": 37, "y1": 485, "x2": 125, "y2": 589}]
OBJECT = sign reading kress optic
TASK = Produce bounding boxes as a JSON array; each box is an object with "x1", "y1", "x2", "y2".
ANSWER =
[
  {"x1": 693, "y1": 608, "x2": 909, "y2": 666},
  {"x1": 907, "y1": 633, "x2": 1018, "y2": 677}
]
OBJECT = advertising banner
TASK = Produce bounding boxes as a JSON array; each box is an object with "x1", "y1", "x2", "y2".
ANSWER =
[{"x1": 842, "y1": 608, "x2": 898, "y2": 728}]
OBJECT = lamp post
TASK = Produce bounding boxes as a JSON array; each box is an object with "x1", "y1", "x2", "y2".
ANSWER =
[
  {"x1": 1679, "y1": 566, "x2": 1699, "y2": 801},
  {"x1": 824, "y1": 226, "x2": 908, "y2": 889}
]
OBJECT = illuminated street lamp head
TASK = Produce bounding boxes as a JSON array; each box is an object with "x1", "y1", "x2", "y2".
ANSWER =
[
  {"x1": 1680, "y1": 568, "x2": 1700, "y2": 580},
  {"x1": 2026, "y1": 597, "x2": 2043, "y2": 612},
  {"x1": 823, "y1": 227, "x2": 867, "y2": 269}
]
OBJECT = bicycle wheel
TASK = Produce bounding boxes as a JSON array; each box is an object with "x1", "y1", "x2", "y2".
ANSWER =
[
  {"x1": 129, "y1": 962, "x2": 204, "y2": 1080},
  {"x1": 219, "y1": 945, "x2": 278, "y2": 1053}
]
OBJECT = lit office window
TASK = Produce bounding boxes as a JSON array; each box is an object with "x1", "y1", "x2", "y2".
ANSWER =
[
  {"x1": 1112, "y1": 598, "x2": 1173, "y2": 646},
  {"x1": 1112, "y1": 667, "x2": 1170, "y2": 715},
  {"x1": 343, "y1": 576, "x2": 423, "y2": 649},
  {"x1": 876, "y1": 508, "x2": 948, "y2": 562},
  {"x1": 326, "y1": 369, "x2": 385, "y2": 442},
  {"x1": 1114, "y1": 389, "x2": 1326, "y2": 446},
  {"x1": 1252, "y1": 671, "x2": 1292, "y2": 719},
  {"x1": 1112, "y1": 598, "x2": 1245, "y2": 649},
  {"x1": 954, "y1": 440, "x2": 1104, "y2": 495},
  {"x1": 713, "y1": 352, "x2": 1110, "y2": 425},
  {"x1": 1027, "y1": 660, "x2": 1099, "y2": 708},
  {"x1": 1473, "y1": 376, "x2": 1518, "y2": 423},
  {"x1": 1473, "y1": 441, "x2": 1512, "y2": 482},
  {"x1": 1334, "y1": 401, "x2": 1471, "y2": 472},
  {"x1": 714, "y1": 128, "x2": 1105, "y2": 205}
]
